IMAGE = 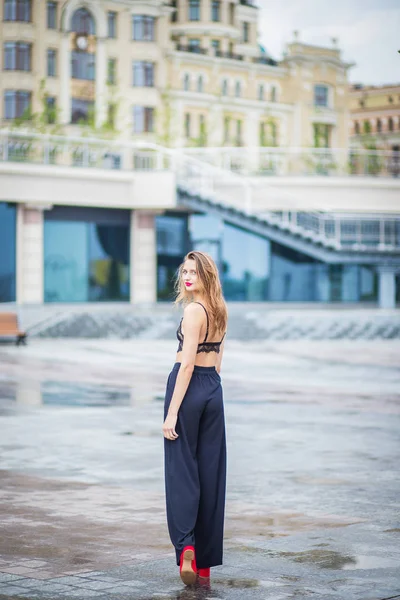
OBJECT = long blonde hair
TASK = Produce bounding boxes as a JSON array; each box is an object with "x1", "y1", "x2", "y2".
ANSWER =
[{"x1": 174, "y1": 251, "x2": 228, "y2": 338}]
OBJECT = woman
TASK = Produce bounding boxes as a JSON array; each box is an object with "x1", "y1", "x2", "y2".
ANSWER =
[{"x1": 163, "y1": 250, "x2": 228, "y2": 587}]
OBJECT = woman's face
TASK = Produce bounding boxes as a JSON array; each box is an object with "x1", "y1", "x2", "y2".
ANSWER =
[{"x1": 182, "y1": 259, "x2": 199, "y2": 293}]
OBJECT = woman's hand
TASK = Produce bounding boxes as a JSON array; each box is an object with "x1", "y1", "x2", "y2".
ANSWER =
[{"x1": 163, "y1": 413, "x2": 179, "y2": 441}]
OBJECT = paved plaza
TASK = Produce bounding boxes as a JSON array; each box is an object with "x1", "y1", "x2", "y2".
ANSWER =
[{"x1": 0, "y1": 338, "x2": 399, "y2": 600}]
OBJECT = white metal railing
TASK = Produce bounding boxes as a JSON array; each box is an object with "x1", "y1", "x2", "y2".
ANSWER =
[
  {"x1": 183, "y1": 146, "x2": 400, "y2": 178},
  {"x1": 1, "y1": 131, "x2": 399, "y2": 252}
]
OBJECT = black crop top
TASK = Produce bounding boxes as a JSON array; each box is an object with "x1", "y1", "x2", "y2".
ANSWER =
[{"x1": 176, "y1": 302, "x2": 226, "y2": 354}]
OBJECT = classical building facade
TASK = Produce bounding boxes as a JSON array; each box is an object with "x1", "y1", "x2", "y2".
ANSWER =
[
  {"x1": 0, "y1": 0, "x2": 352, "y2": 149},
  {"x1": 350, "y1": 83, "x2": 400, "y2": 153}
]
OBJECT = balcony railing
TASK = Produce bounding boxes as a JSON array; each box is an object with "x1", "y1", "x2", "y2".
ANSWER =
[
  {"x1": 0, "y1": 131, "x2": 399, "y2": 253},
  {"x1": 176, "y1": 44, "x2": 208, "y2": 55},
  {"x1": 253, "y1": 56, "x2": 278, "y2": 66},
  {"x1": 216, "y1": 50, "x2": 244, "y2": 61},
  {"x1": 183, "y1": 146, "x2": 400, "y2": 178}
]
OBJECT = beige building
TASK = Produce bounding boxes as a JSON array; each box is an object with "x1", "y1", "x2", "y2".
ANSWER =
[
  {"x1": 350, "y1": 83, "x2": 400, "y2": 152},
  {"x1": 0, "y1": 0, "x2": 352, "y2": 150}
]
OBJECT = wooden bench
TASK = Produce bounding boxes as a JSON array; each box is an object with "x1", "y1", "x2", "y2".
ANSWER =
[{"x1": 0, "y1": 313, "x2": 27, "y2": 345}]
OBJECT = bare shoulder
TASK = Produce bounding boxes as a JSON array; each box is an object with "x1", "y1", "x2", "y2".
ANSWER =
[{"x1": 183, "y1": 303, "x2": 206, "y2": 325}]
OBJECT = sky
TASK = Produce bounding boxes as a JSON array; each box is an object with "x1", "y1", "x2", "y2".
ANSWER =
[{"x1": 258, "y1": 0, "x2": 400, "y2": 86}]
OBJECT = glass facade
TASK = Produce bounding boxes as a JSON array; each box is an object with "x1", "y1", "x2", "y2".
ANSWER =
[
  {"x1": 185, "y1": 213, "x2": 379, "y2": 303},
  {"x1": 156, "y1": 214, "x2": 188, "y2": 301},
  {"x1": 0, "y1": 203, "x2": 16, "y2": 302},
  {"x1": 44, "y1": 207, "x2": 130, "y2": 302}
]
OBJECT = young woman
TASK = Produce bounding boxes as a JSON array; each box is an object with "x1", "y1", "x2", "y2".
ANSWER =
[{"x1": 163, "y1": 250, "x2": 228, "y2": 587}]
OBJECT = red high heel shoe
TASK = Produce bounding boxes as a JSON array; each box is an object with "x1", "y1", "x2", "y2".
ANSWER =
[
  {"x1": 198, "y1": 568, "x2": 210, "y2": 579},
  {"x1": 179, "y1": 546, "x2": 197, "y2": 586}
]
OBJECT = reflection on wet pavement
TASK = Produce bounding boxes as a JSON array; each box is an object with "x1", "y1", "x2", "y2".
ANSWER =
[{"x1": 0, "y1": 339, "x2": 399, "y2": 599}]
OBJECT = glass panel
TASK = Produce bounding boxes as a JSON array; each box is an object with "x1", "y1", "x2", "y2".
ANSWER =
[
  {"x1": 71, "y1": 7, "x2": 96, "y2": 34},
  {"x1": 88, "y1": 224, "x2": 130, "y2": 301},
  {"x1": 156, "y1": 214, "x2": 188, "y2": 301},
  {"x1": 44, "y1": 222, "x2": 88, "y2": 302},
  {"x1": 222, "y1": 224, "x2": 269, "y2": 301},
  {"x1": 0, "y1": 203, "x2": 16, "y2": 302},
  {"x1": 44, "y1": 221, "x2": 130, "y2": 302}
]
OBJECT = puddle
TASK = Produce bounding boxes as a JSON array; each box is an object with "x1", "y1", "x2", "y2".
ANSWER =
[
  {"x1": 342, "y1": 554, "x2": 400, "y2": 570},
  {"x1": 278, "y1": 549, "x2": 357, "y2": 569},
  {"x1": 5, "y1": 380, "x2": 133, "y2": 407}
]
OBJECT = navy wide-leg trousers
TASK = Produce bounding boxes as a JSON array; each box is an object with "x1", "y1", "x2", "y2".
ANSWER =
[{"x1": 164, "y1": 362, "x2": 227, "y2": 569}]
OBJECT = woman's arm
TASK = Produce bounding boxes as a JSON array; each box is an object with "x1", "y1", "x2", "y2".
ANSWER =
[
  {"x1": 163, "y1": 303, "x2": 204, "y2": 441},
  {"x1": 215, "y1": 336, "x2": 225, "y2": 374}
]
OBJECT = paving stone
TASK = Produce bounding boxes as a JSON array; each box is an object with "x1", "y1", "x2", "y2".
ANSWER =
[
  {"x1": 0, "y1": 574, "x2": 25, "y2": 583},
  {"x1": 0, "y1": 585, "x2": 34, "y2": 596},
  {"x1": 73, "y1": 580, "x2": 118, "y2": 590}
]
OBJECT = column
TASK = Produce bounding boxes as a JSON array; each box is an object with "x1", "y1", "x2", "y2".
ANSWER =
[
  {"x1": 17, "y1": 205, "x2": 45, "y2": 304},
  {"x1": 95, "y1": 38, "x2": 107, "y2": 128},
  {"x1": 60, "y1": 33, "x2": 71, "y2": 124},
  {"x1": 130, "y1": 210, "x2": 157, "y2": 304},
  {"x1": 378, "y1": 266, "x2": 397, "y2": 309}
]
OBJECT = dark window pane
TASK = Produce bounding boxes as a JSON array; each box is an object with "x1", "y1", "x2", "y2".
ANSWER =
[
  {"x1": 44, "y1": 216, "x2": 130, "y2": 302},
  {"x1": 107, "y1": 11, "x2": 117, "y2": 37},
  {"x1": 189, "y1": 0, "x2": 200, "y2": 20},
  {"x1": 47, "y1": 48, "x2": 56, "y2": 76},
  {"x1": 133, "y1": 61, "x2": 154, "y2": 86},
  {"x1": 71, "y1": 97, "x2": 94, "y2": 124},
  {"x1": 314, "y1": 84, "x2": 328, "y2": 107},
  {"x1": 71, "y1": 50, "x2": 95, "y2": 80},
  {"x1": 6, "y1": 0, "x2": 32, "y2": 21},
  {"x1": 211, "y1": 0, "x2": 220, "y2": 21},
  {"x1": 47, "y1": 1, "x2": 57, "y2": 28},
  {"x1": 0, "y1": 202, "x2": 16, "y2": 302},
  {"x1": 132, "y1": 15, "x2": 155, "y2": 41},
  {"x1": 71, "y1": 7, "x2": 95, "y2": 34},
  {"x1": 107, "y1": 58, "x2": 116, "y2": 84},
  {"x1": 4, "y1": 90, "x2": 31, "y2": 119}
]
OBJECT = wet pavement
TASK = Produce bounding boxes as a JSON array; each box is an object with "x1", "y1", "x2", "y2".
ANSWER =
[{"x1": 0, "y1": 339, "x2": 399, "y2": 600}]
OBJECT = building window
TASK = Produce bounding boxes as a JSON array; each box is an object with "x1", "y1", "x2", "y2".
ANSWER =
[
  {"x1": 0, "y1": 202, "x2": 16, "y2": 302},
  {"x1": 229, "y1": 2, "x2": 234, "y2": 24},
  {"x1": 236, "y1": 120, "x2": 242, "y2": 146},
  {"x1": 235, "y1": 81, "x2": 241, "y2": 98},
  {"x1": 133, "y1": 61, "x2": 154, "y2": 87},
  {"x1": 188, "y1": 38, "x2": 201, "y2": 51},
  {"x1": 47, "y1": 1, "x2": 57, "y2": 28},
  {"x1": 170, "y1": 0, "x2": 178, "y2": 22},
  {"x1": 199, "y1": 114, "x2": 206, "y2": 145},
  {"x1": 314, "y1": 84, "x2": 329, "y2": 107},
  {"x1": 258, "y1": 84, "x2": 264, "y2": 101},
  {"x1": 354, "y1": 121, "x2": 360, "y2": 134},
  {"x1": 313, "y1": 123, "x2": 330, "y2": 148},
  {"x1": 132, "y1": 15, "x2": 155, "y2": 41},
  {"x1": 388, "y1": 96, "x2": 393, "y2": 103},
  {"x1": 71, "y1": 98, "x2": 93, "y2": 124},
  {"x1": 363, "y1": 120, "x2": 371, "y2": 134},
  {"x1": 388, "y1": 117, "x2": 394, "y2": 132},
  {"x1": 107, "y1": 11, "x2": 117, "y2": 38},
  {"x1": 107, "y1": 58, "x2": 116, "y2": 84},
  {"x1": 47, "y1": 48, "x2": 57, "y2": 76},
  {"x1": 211, "y1": 0, "x2": 220, "y2": 21},
  {"x1": 242, "y1": 22, "x2": 249, "y2": 43},
  {"x1": 224, "y1": 116, "x2": 230, "y2": 143},
  {"x1": 4, "y1": 42, "x2": 31, "y2": 71},
  {"x1": 197, "y1": 75, "x2": 203, "y2": 93},
  {"x1": 71, "y1": 7, "x2": 95, "y2": 34},
  {"x1": 71, "y1": 51, "x2": 95, "y2": 80},
  {"x1": 183, "y1": 73, "x2": 190, "y2": 91},
  {"x1": 45, "y1": 96, "x2": 56, "y2": 124},
  {"x1": 211, "y1": 39, "x2": 220, "y2": 54},
  {"x1": 4, "y1": 0, "x2": 31, "y2": 22},
  {"x1": 133, "y1": 106, "x2": 154, "y2": 133},
  {"x1": 222, "y1": 79, "x2": 228, "y2": 96},
  {"x1": 376, "y1": 119, "x2": 382, "y2": 133},
  {"x1": 4, "y1": 90, "x2": 31, "y2": 119},
  {"x1": 107, "y1": 103, "x2": 116, "y2": 128},
  {"x1": 185, "y1": 113, "x2": 191, "y2": 138},
  {"x1": 270, "y1": 86, "x2": 277, "y2": 102},
  {"x1": 44, "y1": 211, "x2": 130, "y2": 303},
  {"x1": 189, "y1": 0, "x2": 200, "y2": 21}
]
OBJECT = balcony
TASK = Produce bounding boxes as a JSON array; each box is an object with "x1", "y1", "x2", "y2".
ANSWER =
[
  {"x1": 239, "y1": 0, "x2": 257, "y2": 6},
  {"x1": 176, "y1": 44, "x2": 208, "y2": 55},
  {"x1": 253, "y1": 56, "x2": 278, "y2": 67},
  {"x1": 216, "y1": 50, "x2": 244, "y2": 61}
]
